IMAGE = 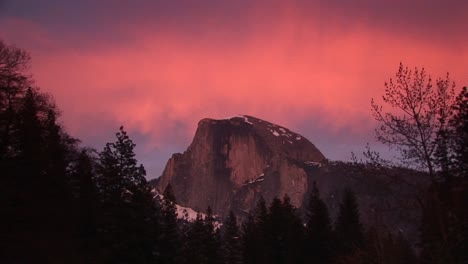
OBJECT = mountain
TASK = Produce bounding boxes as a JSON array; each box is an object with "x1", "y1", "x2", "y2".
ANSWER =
[
  {"x1": 155, "y1": 115, "x2": 425, "y2": 241},
  {"x1": 155, "y1": 115, "x2": 326, "y2": 216}
]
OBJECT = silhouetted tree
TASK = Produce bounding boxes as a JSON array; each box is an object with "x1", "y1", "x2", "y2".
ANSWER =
[
  {"x1": 305, "y1": 182, "x2": 333, "y2": 264},
  {"x1": 241, "y1": 213, "x2": 258, "y2": 264},
  {"x1": 0, "y1": 40, "x2": 31, "y2": 159},
  {"x1": 73, "y1": 149, "x2": 99, "y2": 263},
  {"x1": 335, "y1": 188, "x2": 365, "y2": 259},
  {"x1": 371, "y1": 63, "x2": 455, "y2": 181},
  {"x1": 418, "y1": 87, "x2": 468, "y2": 264},
  {"x1": 1, "y1": 60, "x2": 78, "y2": 263},
  {"x1": 183, "y1": 207, "x2": 221, "y2": 264},
  {"x1": 160, "y1": 184, "x2": 182, "y2": 264},
  {"x1": 221, "y1": 211, "x2": 243, "y2": 264},
  {"x1": 265, "y1": 195, "x2": 305, "y2": 264},
  {"x1": 370, "y1": 64, "x2": 468, "y2": 263},
  {"x1": 449, "y1": 86, "x2": 468, "y2": 177},
  {"x1": 242, "y1": 197, "x2": 269, "y2": 264},
  {"x1": 185, "y1": 213, "x2": 208, "y2": 264},
  {"x1": 96, "y1": 126, "x2": 156, "y2": 264},
  {"x1": 205, "y1": 207, "x2": 222, "y2": 264}
]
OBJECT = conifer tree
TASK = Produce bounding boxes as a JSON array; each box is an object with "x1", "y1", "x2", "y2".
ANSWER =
[
  {"x1": 242, "y1": 196, "x2": 269, "y2": 264},
  {"x1": 241, "y1": 213, "x2": 258, "y2": 264},
  {"x1": 71, "y1": 149, "x2": 100, "y2": 263},
  {"x1": 266, "y1": 195, "x2": 305, "y2": 264},
  {"x1": 335, "y1": 188, "x2": 365, "y2": 258},
  {"x1": 96, "y1": 126, "x2": 156, "y2": 264},
  {"x1": 185, "y1": 212, "x2": 208, "y2": 264},
  {"x1": 305, "y1": 182, "x2": 333, "y2": 264},
  {"x1": 203, "y1": 207, "x2": 222, "y2": 264},
  {"x1": 17, "y1": 88, "x2": 44, "y2": 175},
  {"x1": 0, "y1": 54, "x2": 78, "y2": 262},
  {"x1": 160, "y1": 184, "x2": 182, "y2": 264},
  {"x1": 450, "y1": 86, "x2": 468, "y2": 177},
  {"x1": 222, "y1": 211, "x2": 243, "y2": 264}
]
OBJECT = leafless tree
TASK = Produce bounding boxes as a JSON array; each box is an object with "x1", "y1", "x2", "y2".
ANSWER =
[{"x1": 371, "y1": 63, "x2": 455, "y2": 183}]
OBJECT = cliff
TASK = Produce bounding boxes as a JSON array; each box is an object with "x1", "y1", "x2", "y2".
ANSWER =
[{"x1": 156, "y1": 115, "x2": 326, "y2": 216}]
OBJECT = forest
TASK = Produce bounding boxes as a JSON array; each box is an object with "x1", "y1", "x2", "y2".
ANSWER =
[{"x1": 1, "y1": 40, "x2": 467, "y2": 264}]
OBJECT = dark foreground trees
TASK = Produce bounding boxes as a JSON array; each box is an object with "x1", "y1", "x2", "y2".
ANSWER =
[
  {"x1": 305, "y1": 182, "x2": 333, "y2": 264},
  {"x1": 370, "y1": 63, "x2": 468, "y2": 264},
  {"x1": 1, "y1": 41, "x2": 79, "y2": 264},
  {"x1": 3, "y1": 40, "x2": 466, "y2": 264},
  {"x1": 96, "y1": 126, "x2": 158, "y2": 264}
]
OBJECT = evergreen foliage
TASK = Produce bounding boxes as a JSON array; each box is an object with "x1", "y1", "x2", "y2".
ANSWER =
[
  {"x1": 335, "y1": 188, "x2": 365, "y2": 258},
  {"x1": 221, "y1": 211, "x2": 243, "y2": 264},
  {"x1": 305, "y1": 182, "x2": 333, "y2": 264},
  {"x1": 160, "y1": 184, "x2": 182, "y2": 264},
  {"x1": 95, "y1": 126, "x2": 157, "y2": 264},
  {"x1": 241, "y1": 197, "x2": 269, "y2": 264},
  {"x1": 3, "y1": 41, "x2": 467, "y2": 264}
]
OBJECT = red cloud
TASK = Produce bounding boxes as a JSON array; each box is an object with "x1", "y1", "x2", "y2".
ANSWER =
[{"x1": 1, "y1": 6, "x2": 467, "y2": 174}]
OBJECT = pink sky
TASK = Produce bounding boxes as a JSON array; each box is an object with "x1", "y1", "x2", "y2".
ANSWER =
[{"x1": 1, "y1": 1, "x2": 467, "y2": 178}]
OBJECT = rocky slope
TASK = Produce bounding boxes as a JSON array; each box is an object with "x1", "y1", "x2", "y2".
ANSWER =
[
  {"x1": 155, "y1": 115, "x2": 326, "y2": 217},
  {"x1": 155, "y1": 115, "x2": 426, "y2": 243}
]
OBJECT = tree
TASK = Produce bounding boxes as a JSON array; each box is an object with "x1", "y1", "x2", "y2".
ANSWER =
[
  {"x1": 0, "y1": 40, "x2": 31, "y2": 159},
  {"x1": 0, "y1": 40, "x2": 81, "y2": 263},
  {"x1": 265, "y1": 195, "x2": 305, "y2": 264},
  {"x1": 242, "y1": 197, "x2": 269, "y2": 264},
  {"x1": 204, "y1": 207, "x2": 222, "y2": 264},
  {"x1": 96, "y1": 126, "x2": 156, "y2": 264},
  {"x1": 73, "y1": 149, "x2": 99, "y2": 264},
  {"x1": 335, "y1": 188, "x2": 365, "y2": 258},
  {"x1": 16, "y1": 87, "x2": 44, "y2": 174},
  {"x1": 371, "y1": 63, "x2": 454, "y2": 182},
  {"x1": 160, "y1": 184, "x2": 182, "y2": 264},
  {"x1": 371, "y1": 64, "x2": 467, "y2": 263},
  {"x1": 221, "y1": 211, "x2": 243, "y2": 264},
  {"x1": 305, "y1": 182, "x2": 333, "y2": 264},
  {"x1": 184, "y1": 212, "x2": 208, "y2": 264},
  {"x1": 448, "y1": 86, "x2": 468, "y2": 177},
  {"x1": 183, "y1": 208, "x2": 221, "y2": 264}
]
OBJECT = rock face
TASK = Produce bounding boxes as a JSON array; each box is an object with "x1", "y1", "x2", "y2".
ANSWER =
[
  {"x1": 156, "y1": 115, "x2": 326, "y2": 216},
  {"x1": 155, "y1": 115, "x2": 426, "y2": 243}
]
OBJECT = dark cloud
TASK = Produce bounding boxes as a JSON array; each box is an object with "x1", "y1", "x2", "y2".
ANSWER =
[
  {"x1": 2, "y1": 0, "x2": 466, "y2": 179},
  {"x1": 2, "y1": 0, "x2": 467, "y2": 48}
]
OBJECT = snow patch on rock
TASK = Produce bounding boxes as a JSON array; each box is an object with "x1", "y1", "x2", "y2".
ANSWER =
[{"x1": 242, "y1": 173, "x2": 265, "y2": 186}]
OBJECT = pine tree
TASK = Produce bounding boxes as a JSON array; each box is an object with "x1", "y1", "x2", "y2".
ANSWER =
[
  {"x1": 72, "y1": 149, "x2": 99, "y2": 263},
  {"x1": 185, "y1": 213, "x2": 208, "y2": 264},
  {"x1": 204, "y1": 207, "x2": 222, "y2": 264},
  {"x1": 419, "y1": 88, "x2": 468, "y2": 264},
  {"x1": 241, "y1": 213, "x2": 258, "y2": 264},
  {"x1": 265, "y1": 195, "x2": 305, "y2": 264},
  {"x1": 305, "y1": 182, "x2": 333, "y2": 264},
  {"x1": 17, "y1": 88, "x2": 44, "y2": 175},
  {"x1": 335, "y1": 188, "x2": 365, "y2": 258},
  {"x1": 450, "y1": 86, "x2": 468, "y2": 177},
  {"x1": 96, "y1": 126, "x2": 156, "y2": 264},
  {"x1": 160, "y1": 184, "x2": 182, "y2": 264},
  {"x1": 222, "y1": 211, "x2": 243, "y2": 264},
  {"x1": 281, "y1": 195, "x2": 306, "y2": 264},
  {"x1": 242, "y1": 196, "x2": 269, "y2": 264}
]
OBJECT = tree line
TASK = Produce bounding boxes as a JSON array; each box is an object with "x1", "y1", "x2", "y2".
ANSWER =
[{"x1": 1, "y1": 40, "x2": 467, "y2": 264}]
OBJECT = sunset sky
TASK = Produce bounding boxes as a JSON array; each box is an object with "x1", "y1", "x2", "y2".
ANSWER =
[{"x1": 1, "y1": 0, "x2": 467, "y2": 179}]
